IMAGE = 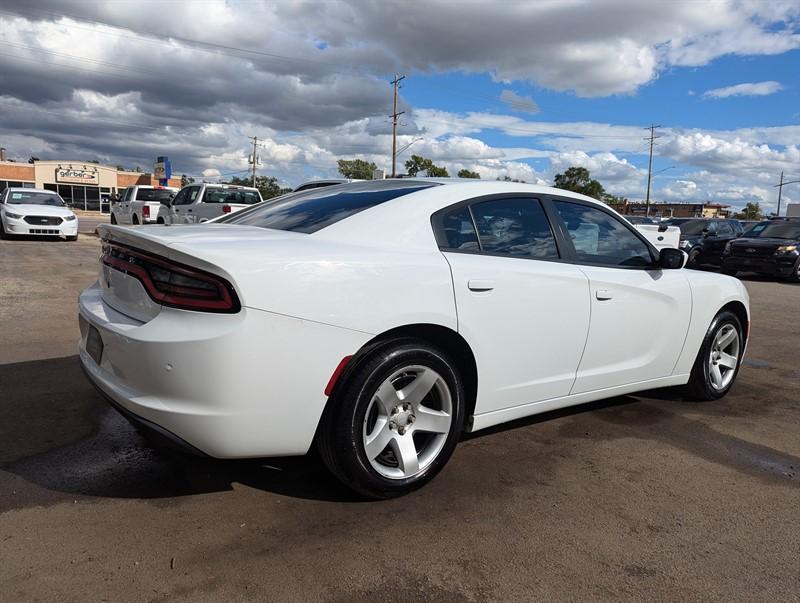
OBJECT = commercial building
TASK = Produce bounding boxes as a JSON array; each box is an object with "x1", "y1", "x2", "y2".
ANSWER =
[
  {"x1": 607, "y1": 200, "x2": 732, "y2": 218},
  {"x1": 0, "y1": 156, "x2": 181, "y2": 211}
]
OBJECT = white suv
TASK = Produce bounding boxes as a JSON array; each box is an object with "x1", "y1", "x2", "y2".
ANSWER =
[
  {"x1": 110, "y1": 186, "x2": 177, "y2": 225},
  {"x1": 164, "y1": 184, "x2": 262, "y2": 224}
]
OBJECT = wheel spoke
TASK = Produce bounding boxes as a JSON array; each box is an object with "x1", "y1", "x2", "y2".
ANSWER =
[
  {"x1": 717, "y1": 327, "x2": 736, "y2": 349},
  {"x1": 373, "y1": 380, "x2": 400, "y2": 414},
  {"x1": 719, "y1": 352, "x2": 737, "y2": 369},
  {"x1": 397, "y1": 367, "x2": 438, "y2": 408},
  {"x1": 364, "y1": 419, "x2": 393, "y2": 460},
  {"x1": 413, "y1": 405, "x2": 451, "y2": 434},
  {"x1": 710, "y1": 364, "x2": 723, "y2": 388},
  {"x1": 390, "y1": 434, "x2": 419, "y2": 475}
]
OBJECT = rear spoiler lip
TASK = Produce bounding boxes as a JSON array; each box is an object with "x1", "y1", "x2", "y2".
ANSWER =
[{"x1": 97, "y1": 224, "x2": 244, "y2": 304}]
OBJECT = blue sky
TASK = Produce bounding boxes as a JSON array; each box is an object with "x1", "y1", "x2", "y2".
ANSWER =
[{"x1": 0, "y1": 1, "x2": 798, "y2": 211}]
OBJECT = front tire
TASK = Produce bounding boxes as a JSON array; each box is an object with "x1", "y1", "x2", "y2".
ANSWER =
[
  {"x1": 785, "y1": 260, "x2": 800, "y2": 283},
  {"x1": 684, "y1": 310, "x2": 743, "y2": 401},
  {"x1": 66, "y1": 235, "x2": 78, "y2": 242},
  {"x1": 0, "y1": 218, "x2": 8, "y2": 240},
  {"x1": 318, "y1": 339, "x2": 465, "y2": 499}
]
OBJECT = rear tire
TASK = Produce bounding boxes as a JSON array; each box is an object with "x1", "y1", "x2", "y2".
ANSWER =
[
  {"x1": 110, "y1": 213, "x2": 117, "y2": 225},
  {"x1": 132, "y1": 215, "x2": 139, "y2": 225},
  {"x1": 317, "y1": 339, "x2": 465, "y2": 499},
  {"x1": 684, "y1": 310, "x2": 743, "y2": 401}
]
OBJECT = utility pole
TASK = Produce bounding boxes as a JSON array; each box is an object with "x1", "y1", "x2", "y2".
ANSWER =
[
  {"x1": 248, "y1": 136, "x2": 262, "y2": 187},
  {"x1": 390, "y1": 74, "x2": 405, "y2": 178},
  {"x1": 773, "y1": 170, "x2": 800, "y2": 216},
  {"x1": 643, "y1": 124, "x2": 661, "y2": 217}
]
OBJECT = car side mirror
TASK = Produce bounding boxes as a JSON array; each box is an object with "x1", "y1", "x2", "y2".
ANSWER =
[
  {"x1": 657, "y1": 223, "x2": 668, "y2": 233},
  {"x1": 659, "y1": 248, "x2": 685, "y2": 269}
]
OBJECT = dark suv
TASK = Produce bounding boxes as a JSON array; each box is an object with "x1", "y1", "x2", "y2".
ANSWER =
[
  {"x1": 663, "y1": 218, "x2": 744, "y2": 268},
  {"x1": 721, "y1": 218, "x2": 800, "y2": 282}
]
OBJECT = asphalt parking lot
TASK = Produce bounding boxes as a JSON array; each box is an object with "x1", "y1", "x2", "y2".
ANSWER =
[{"x1": 1, "y1": 235, "x2": 798, "y2": 601}]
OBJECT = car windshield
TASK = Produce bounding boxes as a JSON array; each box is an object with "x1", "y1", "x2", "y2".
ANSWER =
[
  {"x1": 6, "y1": 191, "x2": 65, "y2": 206},
  {"x1": 665, "y1": 219, "x2": 707, "y2": 235},
  {"x1": 135, "y1": 189, "x2": 174, "y2": 202},
  {"x1": 204, "y1": 189, "x2": 262, "y2": 205},
  {"x1": 742, "y1": 221, "x2": 800, "y2": 240},
  {"x1": 222, "y1": 180, "x2": 438, "y2": 233}
]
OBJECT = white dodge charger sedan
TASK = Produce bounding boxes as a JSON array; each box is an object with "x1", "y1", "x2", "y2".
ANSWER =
[
  {"x1": 0, "y1": 187, "x2": 79, "y2": 240},
  {"x1": 78, "y1": 180, "x2": 749, "y2": 498}
]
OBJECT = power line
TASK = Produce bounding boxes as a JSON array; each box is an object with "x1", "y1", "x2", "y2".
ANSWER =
[{"x1": 643, "y1": 124, "x2": 662, "y2": 217}]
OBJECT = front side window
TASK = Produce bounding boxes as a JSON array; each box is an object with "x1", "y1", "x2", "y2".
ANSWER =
[
  {"x1": 175, "y1": 186, "x2": 200, "y2": 205},
  {"x1": 470, "y1": 198, "x2": 559, "y2": 258},
  {"x1": 554, "y1": 201, "x2": 653, "y2": 267}
]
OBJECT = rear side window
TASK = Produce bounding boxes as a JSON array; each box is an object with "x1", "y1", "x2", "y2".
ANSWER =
[
  {"x1": 554, "y1": 201, "x2": 653, "y2": 267},
  {"x1": 226, "y1": 181, "x2": 437, "y2": 234},
  {"x1": 439, "y1": 206, "x2": 479, "y2": 251},
  {"x1": 135, "y1": 189, "x2": 173, "y2": 202},
  {"x1": 203, "y1": 189, "x2": 261, "y2": 205},
  {"x1": 471, "y1": 198, "x2": 559, "y2": 258},
  {"x1": 174, "y1": 187, "x2": 200, "y2": 205}
]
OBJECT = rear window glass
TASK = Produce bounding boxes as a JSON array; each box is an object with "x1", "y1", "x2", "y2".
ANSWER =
[
  {"x1": 224, "y1": 181, "x2": 438, "y2": 233},
  {"x1": 135, "y1": 189, "x2": 174, "y2": 202},
  {"x1": 204, "y1": 189, "x2": 262, "y2": 205}
]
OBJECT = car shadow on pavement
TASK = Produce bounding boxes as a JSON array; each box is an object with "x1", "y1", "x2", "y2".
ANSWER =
[{"x1": 0, "y1": 355, "x2": 362, "y2": 508}]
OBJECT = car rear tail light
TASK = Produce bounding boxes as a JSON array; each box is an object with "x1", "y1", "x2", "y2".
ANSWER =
[
  {"x1": 222, "y1": 204, "x2": 232, "y2": 214},
  {"x1": 142, "y1": 206, "x2": 150, "y2": 218},
  {"x1": 101, "y1": 241, "x2": 240, "y2": 313}
]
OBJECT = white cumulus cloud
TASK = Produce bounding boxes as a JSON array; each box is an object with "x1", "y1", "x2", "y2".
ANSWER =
[{"x1": 703, "y1": 81, "x2": 784, "y2": 98}]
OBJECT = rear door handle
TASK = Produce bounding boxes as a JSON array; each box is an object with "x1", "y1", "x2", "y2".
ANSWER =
[
  {"x1": 468, "y1": 279, "x2": 494, "y2": 292},
  {"x1": 596, "y1": 289, "x2": 613, "y2": 301}
]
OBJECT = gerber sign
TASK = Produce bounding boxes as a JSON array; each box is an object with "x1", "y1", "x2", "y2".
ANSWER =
[{"x1": 56, "y1": 167, "x2": 99, "y2": 185}]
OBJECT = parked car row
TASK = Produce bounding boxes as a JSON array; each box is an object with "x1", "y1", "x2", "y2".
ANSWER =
[{"x1": 110, "y1": 183, "x2": 263, "y2": 226}]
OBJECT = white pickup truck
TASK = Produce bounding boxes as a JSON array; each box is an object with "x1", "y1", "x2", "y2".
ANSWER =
[
  {"x1": 110, "y1": 185, "x2": 177, "y2": 225},
  {"x1": 162, "y1": 183, "x2": 263, "y2": 224},
  {"x1": 625, "y1": 215, "x2": 681, "y2": 250}
]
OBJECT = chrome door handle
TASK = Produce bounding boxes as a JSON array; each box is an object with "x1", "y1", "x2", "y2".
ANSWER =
[
  {"x1": 468, "y1": 279, "x2": 494, "y2": 292},
  {"x1": 596, "y1": 289, "x2": 613, "y2": 301}
]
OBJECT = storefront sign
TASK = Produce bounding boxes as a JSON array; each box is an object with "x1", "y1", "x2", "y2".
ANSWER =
[
  {"x1": 56, "y1": 167, "x2": 99, "y2": 185},
  {"x1": 154, "y1": 156, "x2": 171, "y2": 182}
]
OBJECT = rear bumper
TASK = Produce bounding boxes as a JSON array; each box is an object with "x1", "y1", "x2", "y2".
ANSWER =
[
  {"x1": 81, "y1": 362, "x2": 207, "y2": 456},
  {"x1": 722, "y1": 256, "x2": 798, "y2": 277},
  {"x1": 78, "y1": 281, "x2": 370, "y2": 458}
]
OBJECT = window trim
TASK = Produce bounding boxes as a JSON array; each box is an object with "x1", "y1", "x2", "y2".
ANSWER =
[
  {"x1": 431, "y1": 193, "x2": 566, "y2": 264},
  {"x1": 543, "y1": 195, "x2": 660, "y2": 270}
]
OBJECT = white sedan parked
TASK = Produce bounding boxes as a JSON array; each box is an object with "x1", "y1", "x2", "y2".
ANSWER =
[
  {"x1": 78, "y1": 180, "x2": 749, "y2": 498},
  {"x1": 0, "y1": 187, "x2": 78, "y2": 240}
]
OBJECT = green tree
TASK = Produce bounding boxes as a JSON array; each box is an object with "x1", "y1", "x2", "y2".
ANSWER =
[
  {"x1": 337, "y1": 158, "x2": 377, "y2": 180},
  {"x1": 733, "y1": 201, "x2": 762, "y2": 220},
  {"x1": 180, "y1": 174, "x2": 195, "y2": 187},
  {"x1": 28, "y1": 156, "x2": 40, "y2": 164},
  {"x1": 457, "y1": 168, "x2": 480, "y2": 179},
  {"x1": 497, "y1": 175, "x2": 525, "y2": 183},
  {"x1": 553, "y1": 166, "x2": 605, "y2": 200},
  {"x1": 602, "y1": 193, "x2": 628, "y2": 205},
  {"x1": 405, "y1": 154, "x2": 448, "y2": 177},
  {"x1": 227, "y1": 175, "x2": 291, "y2": 200}
]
